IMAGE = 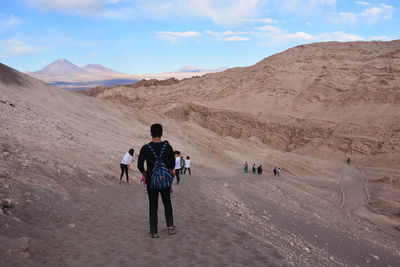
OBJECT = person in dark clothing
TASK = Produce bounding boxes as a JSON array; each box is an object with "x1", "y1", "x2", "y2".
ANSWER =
[
  {"x1": 252, "y1": 164, "x2": 256, "y2": 174},
  {"x1": 180, "y1": 156, "x2": 185, "y2": 174},
  {"x1": 137, "y1": 124, "x2": 176, "y2": 238},
  {"x1": 347, "y1": 158, "x2": 351, "y2": 166},
  {"x1": 174, "y1": 151, "x2": 181, "y2": 185},
  {"x1": 257, "y1": 165, "x2": 263, "y2": 175}
]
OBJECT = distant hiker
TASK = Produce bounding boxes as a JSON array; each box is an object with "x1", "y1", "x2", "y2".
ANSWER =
[
  {"x1": 120, "y1": 148, "x2": 134, "y2": 184},
  {"x1": 252, "y1": 164, "x2": 256, "y2": 174},
  {"x1": 244, "y1": 162, "x2": 249, "y2": 173},
  {"x1": 257, "y1": 165, "x2": 263, "y2": 175},
  {"x1": 347, "y1": 158, "x2": 351, "y2": 166},
  {"x1": 273, "y1": 167, "x2": 277, "y2": 176},
  {"x1": 277, "y1": 167, "x2": 281, "y2": 176},
  {"x1": 184, "y1": 156, "x2": 191, "y2": 175},
  {"x1": 137, "y1": 123, "x2": 176, "y2": 238},
  {"x1": 174, "y1": 151, "x2": 182, "y2": 185},
  {"x1": 180, "y1": 156, "x2": 185, "y2": 174}
]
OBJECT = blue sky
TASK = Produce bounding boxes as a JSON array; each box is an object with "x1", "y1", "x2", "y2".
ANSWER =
[{"x1": 0, "y1": 0, "x2": 399, "y2": 74}]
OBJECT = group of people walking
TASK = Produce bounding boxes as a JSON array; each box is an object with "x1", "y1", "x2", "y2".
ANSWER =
[
  {"x1": 173, "y1": 152, "x2": 191, "y2": 186},
  {"x1": 243, "y1": 162, "x2": 281, "y2": 176},
  {"x1": 243, "y1": 162, "x2": 263, "y2": 175}
]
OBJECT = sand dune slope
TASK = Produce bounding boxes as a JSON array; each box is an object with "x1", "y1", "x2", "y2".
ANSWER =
[{"x1": 1, "y1": 42, "x2": 400, "y2": 267}]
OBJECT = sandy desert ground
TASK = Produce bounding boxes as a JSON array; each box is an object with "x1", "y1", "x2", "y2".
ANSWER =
[{"x1": 1, "y1": 40, "x2": 400, "y2": 267}]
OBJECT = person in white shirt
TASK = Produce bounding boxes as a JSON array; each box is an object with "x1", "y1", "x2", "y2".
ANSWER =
[
  {"x1": 174, "y1": 151, "x2": 181, "y2": 185},
  {"x1": 120, "y1": 148, "x2": 134, "y2": 184},
  {"x1": 184, "y1": 156, "x2": 191, "y2": 175}
]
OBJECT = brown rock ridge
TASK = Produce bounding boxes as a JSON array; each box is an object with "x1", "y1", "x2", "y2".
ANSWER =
[
  {"x1": 88, "y1": 40, "x2": 400, "y2": 169},
  {"x1": 79, "y1": 77, "x2": 181, "y2": 97}
]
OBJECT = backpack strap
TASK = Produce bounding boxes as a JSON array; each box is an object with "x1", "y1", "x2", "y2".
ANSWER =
[
  {"x1": 158, "y1": 142, "x2": 167, "y2": 158},
  {"x1": 147, "y1": 143, "x2": 159, "y2": 159},
  {"x1": 147, "y1": 142, "x2": 167, "y2": 159}
]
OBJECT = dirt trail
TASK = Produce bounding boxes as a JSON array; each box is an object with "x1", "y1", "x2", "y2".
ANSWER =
[
  {"x1": 339, "y1": 165, "x2": 400, "y2": 236},
  {"x1": 338, "y1": 165, "x2": 367, "y2": 215},
  {"x1": 205, "y1": 173, "x2": 400, "y2": 267}
]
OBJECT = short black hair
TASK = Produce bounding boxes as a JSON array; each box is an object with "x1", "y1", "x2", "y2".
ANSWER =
[
  {"x1": 151, "y1": 123, "x2": 163, "y2": 138},
  {"x1": 129, "y1": 148, "x2": 134, "y2": 155}
]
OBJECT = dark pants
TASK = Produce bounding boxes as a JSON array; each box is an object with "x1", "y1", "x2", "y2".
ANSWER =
[
  {"x1": 147, "y1": 187, "x2": 174, "y2": 234},
  {"x1": 175, "y1": 169, "x2": 181, "y2": 185},
  {"x1": 184, "y1": 167, "x2": 191, "y2": 175},
  {"x1": 120, "y1": 164, "x2": 129, "y2": 182}
]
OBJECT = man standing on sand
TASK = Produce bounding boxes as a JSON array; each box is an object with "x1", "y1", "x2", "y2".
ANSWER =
[{"x1": 137, "y1": 124, "x2": 176, "y2": 238}]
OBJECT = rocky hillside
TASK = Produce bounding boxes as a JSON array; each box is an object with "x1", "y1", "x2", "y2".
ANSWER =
[{"x1": 86, "y1": 40, "x2": 400, "y2": 169}]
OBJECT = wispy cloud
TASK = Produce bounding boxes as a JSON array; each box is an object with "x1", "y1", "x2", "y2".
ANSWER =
[
  {"x1": 251, "y1": 23, "x2": 367, "y2": 46},
  {"x1": 242, "y1": 18, "x2": 278, "y2": 23},
  {"x1": 156, "y1": 30, "x2": 201, "y2": 43},
  {"x1": 24, "y1": 0, "x2": 135, "y2": 19},
  {"x1": 26, "y1": 0, "x2": 102, "y2": 14},
  {"x1": 261, "y1": 31, "x2": 365, "y2": 46},
  {"x1": 205, "y1": 30, "x2": 251, "y2": 42},
  {"x1": 0, "y1": 37, "x2": 40, "y2": 57},
  {"x1": 223, "y1": 36, "x2": 251, "y2": 42},
  {"x1": 360, "y1": 3, "x2": 394, "y2": 23},
  {"x1": 279, "y1": 0, "x2": 337, "y2": 15},
  {"x1": 254, "y1": 25, "x2": 282, "y2": 32},
  {"x1": 331, "y1": 12, "x2": 358, "y2": 24},
  {"x1": 140, "y1": 0, "x2": 265, "y2": 26},
  {"x1": 0, "y1": 15, "x2": 25, "y2": 32},
  {"x1": 332, "y1": 3, "x2": 394, "y2": 24},
  {"x1": 205, "y1": 30, "x2": 249, "y2": 36},
  {"x1": 356, "y1": 1, "x2": 371, "y2": 6}
]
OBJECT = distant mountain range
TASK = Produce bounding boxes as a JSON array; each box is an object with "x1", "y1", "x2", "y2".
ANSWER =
[{"x1": 27, "y1": 59, "x2": 224, "y2": 90}]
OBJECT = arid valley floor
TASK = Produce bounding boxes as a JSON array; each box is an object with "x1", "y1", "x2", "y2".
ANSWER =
[{"x1": 1, "y1": 40, "x2": 400, "y2": 266}]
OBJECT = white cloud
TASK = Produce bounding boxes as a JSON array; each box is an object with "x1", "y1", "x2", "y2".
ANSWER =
[
  {"x1": 356, "y1": 1, "x2": 371, "y2": 6},
  {"x1": 157, "y1": 31, "x2": 201, "y2": 38},
  {"x1": 25, "y1": 0, "x2": 135, "y2": 19},
  {"x1": 279, "y1": 0, "x2": 337, "y2": 15},
  {"x1": 223, "y1": 36, "x2": 251, "y2": 42},
  {"x1": 156, "y1": 30, "x2": 201, "y2": 43},
  {"x1": 26, "y1": 0, "x2": 102, "y2": 13},
  {"x1": 256, "y1": 27, "x2": 365, "y2": 46},
  {"x1": 360, "y1": 3, "x2": 394, "y2": 23},
  {"x1": 205, "y1": 30, "x2": 249, "y2": 36},
  {"x1": 0, "y1": 38, "x2": 39, "y2": 57},
  {"x1": 0, "y1": 15, "x2": 25, "y2": 31},
  {"x1": 370, "y1": 35, "x2": 388, "y2": 40},
  {"x1": 254, "y1": 25, "x2": 282, "y2": 32},
  {"x1": 331, "y1": 3, "x2": 394, "y2": 25},
  {"x1": 332, "y1": 12, "x2": 358, "y2": 24},
  {"x1": 204, "y1": 30, "x2": 251, "y2": 42},
  {"x1": 222, "y1": 30, "x2": 248, "y2": 36},
  {"x1": 242, "y1": 18, "x2": 278, "y2": 23},
  {"x1": 140, "y1": 0, "x2": 265, "y2": 26}
]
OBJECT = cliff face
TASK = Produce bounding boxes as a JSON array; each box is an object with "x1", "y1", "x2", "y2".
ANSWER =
[{"x1": 89, "y1": 40, "x2": 400, "y2": 168}]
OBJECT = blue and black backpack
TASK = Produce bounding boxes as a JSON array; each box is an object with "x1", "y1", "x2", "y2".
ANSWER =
[{"x1": 147, "y1": 142, "x2": 173, "y2": 190}]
